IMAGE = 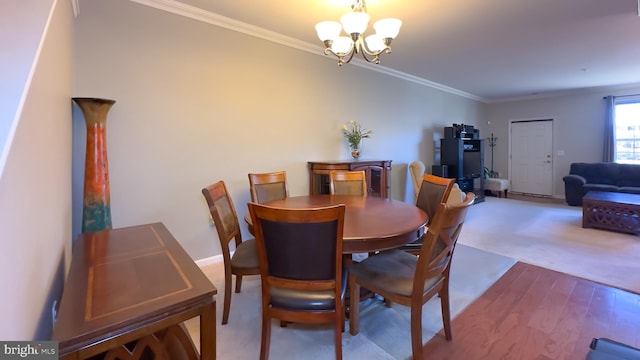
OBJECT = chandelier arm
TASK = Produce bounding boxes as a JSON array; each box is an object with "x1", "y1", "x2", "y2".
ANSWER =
[
  {"x1": 359, "y1": 50, "x2": 380, "y2": 64},
  {"x1": 359, "y1": 44, "x2": 384, "y2": 57},
  {"x1": 323, "y1": 47, "x2": 356, "y2": 66},
  {"x1": 344, "y1": 48, "x2": 356, "y2": 64}
]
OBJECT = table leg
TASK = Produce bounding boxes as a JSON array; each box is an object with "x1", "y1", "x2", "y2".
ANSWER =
[
  {"x1": 200, "y1": 301, "x2": 216, "y2": 360},
  {"x1": 343, "y1": 254, "x2": 374, "y2": 318}
]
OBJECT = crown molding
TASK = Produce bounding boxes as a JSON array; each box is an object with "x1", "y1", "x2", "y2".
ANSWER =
[
  {"x1": 486, "y1": 82, "x2": 640, "y2": 104},
  {"x1": 126, "y1": 0, "x2": 486, "y2": 103}
]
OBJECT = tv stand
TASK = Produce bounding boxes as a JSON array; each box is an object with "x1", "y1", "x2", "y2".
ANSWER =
[{"x1": 440, "y1": 137, "x2": 485, "y2": 203}]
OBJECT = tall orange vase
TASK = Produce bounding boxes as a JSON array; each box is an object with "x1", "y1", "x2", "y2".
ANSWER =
[{"x1": 73, "y1": 97, "x2": 116, "y2": 233}]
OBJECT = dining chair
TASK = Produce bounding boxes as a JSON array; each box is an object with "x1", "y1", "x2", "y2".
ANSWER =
[
  {"x1": 398, "y1": 173, "x2": 456, "y2": 255},
  {"x1": 348, "y1": 192, "x2": 475, "y2": 360},
  {"x1": 201, "y1": 181, "x2": 260, "y2": 325},
  {"x1": 409, "y1": 160, "x2": 426, "y2": 201},
  {"x1": 329, "y1": 170, "x2": 367, "y2": 196},
  {"x1": 248, "y1": 171, "x2": 289, "y2": 203},
  {"x1": 247, "y1": 202, "x2": 347, "y2": 360}
]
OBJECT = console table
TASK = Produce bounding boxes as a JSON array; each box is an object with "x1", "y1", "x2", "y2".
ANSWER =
[
  {"x1": 52, "y1": 223, "x2": 217, "y2": 360},
  {"x1": 308, "y1": 160, "x2": 391, "y2": 198}
]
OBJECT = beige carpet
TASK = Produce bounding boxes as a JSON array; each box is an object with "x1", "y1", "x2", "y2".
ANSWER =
[
  {"x1": 460, "y1": 196, "x2": 640, "y2": 294},
  {"x1": 186, "y1": 196, "x2": 640, "y2": 359},
  {"x1": 186, "y1": 245, "x2": 515, "y2": 359}
]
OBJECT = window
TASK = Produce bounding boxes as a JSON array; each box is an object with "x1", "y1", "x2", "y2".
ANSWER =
[{"x1": 614, "y1": 99, "x2": 640, "y2": 164}]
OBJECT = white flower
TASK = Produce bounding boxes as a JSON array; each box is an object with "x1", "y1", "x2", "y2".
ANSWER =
[{"x1": 342, "y1": 120, "x2": 372, "y2": 147}]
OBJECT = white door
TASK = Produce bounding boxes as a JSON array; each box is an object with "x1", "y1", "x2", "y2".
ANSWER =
[{"x1": 510, "y1": 120, "x2": 553, "y2": 196}]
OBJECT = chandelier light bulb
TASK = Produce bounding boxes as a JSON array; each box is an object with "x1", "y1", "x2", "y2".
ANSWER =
[
  {"x1": 315, "y1": 21, "x2": 342, "y2": 41},
  {"x1": 332, "y1": 36, "x2": 354, "y2": 55},
  {"x1": 340, "y1": 11, "x2": 370, "y2": 35},
  {"x1": 365, "y1": 34, "x2": 385, "y2": 52},
  {"x1": 373, "y1": 18, "x2": 402, "y2": 39}
]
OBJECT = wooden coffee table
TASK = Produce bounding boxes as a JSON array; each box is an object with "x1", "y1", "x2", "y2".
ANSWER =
[{"x1": 582, "y1": 191, "x2": 640, "y2": 235}]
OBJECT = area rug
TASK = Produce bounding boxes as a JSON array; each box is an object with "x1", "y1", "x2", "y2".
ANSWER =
[
  {"x1": 186, "y1": 245, "x2": 515, "y2": 359},
  {"x1": 459, "y1": 196, "x2": 640, "y2": 294}
]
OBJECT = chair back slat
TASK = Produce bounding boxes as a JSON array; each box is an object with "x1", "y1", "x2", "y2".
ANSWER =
[
  {"x1": 416, "y1": 192, "x2": 475, "y2": 289},
  {"x1": 329, "y1": 170, "x2": 367, "y2": 196},
  {"x1": 202, "y1": 181, "x2": 241, "y2": 246},
  {"x1": 415, "y1": 174, "x2": 455, "y2": 224},
  {"x1": 260, "y1": 219, "x2": 338, "y2": 280},
  {"x1": 249, "y1": 171, "x2": 289, "y2": 203}
]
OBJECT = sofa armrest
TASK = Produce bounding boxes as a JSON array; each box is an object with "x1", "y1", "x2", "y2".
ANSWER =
[
  {"x1": 563, "y1": 174, "x2": 587, "y2": 206},
  {"x1": 562, "y1": 174, "x2": 587, "y2": 186}
]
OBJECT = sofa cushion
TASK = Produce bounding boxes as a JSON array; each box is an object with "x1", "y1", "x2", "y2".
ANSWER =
[
  {"x1": 618, "y1": 187, "x2": 640, "y2": 194},
  {"x1": 572, "y1": 163, "x2": 615, "y2": 185},
  {"x1": 616, "y1": 164, "x2": 640, "y2": 187},
  {"x1": 583, "y1": 184, "x2": 619, "y2": 192}
]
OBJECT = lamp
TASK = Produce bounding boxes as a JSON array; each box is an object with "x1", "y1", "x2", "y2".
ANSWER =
[{"x1": 315, "y1": 0, "x2": 401, "y2": 66}]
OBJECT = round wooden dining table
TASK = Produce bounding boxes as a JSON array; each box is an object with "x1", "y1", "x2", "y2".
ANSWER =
[{"x1": 245, "y1": 195, "x2": 428, "y2": 254}]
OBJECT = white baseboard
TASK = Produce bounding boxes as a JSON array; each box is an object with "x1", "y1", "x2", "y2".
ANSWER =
[{"x1": 195, "y1": 253, "x2": 224, "y2": 267}]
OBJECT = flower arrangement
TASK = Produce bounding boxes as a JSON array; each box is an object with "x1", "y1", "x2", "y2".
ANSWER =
[{"x1": 342, "y1": 120, "x2": 373, "y2": 149}]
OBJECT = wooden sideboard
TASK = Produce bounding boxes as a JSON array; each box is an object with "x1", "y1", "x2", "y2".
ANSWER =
[
  {"x1": 308, "y1": 160, "x2": 392, "y2": 198},
  {"x1": 52, "y1": 223, "x2": 217, "y2": 360}
]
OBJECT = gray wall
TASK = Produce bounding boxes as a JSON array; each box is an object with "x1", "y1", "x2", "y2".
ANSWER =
[
  {"x1": 0, "y1": 0, "x2": 73, "y2": 340},
  {"x1": 72, "y1": 0, "x2": 487, "y2": 260},
  {"x1": 0, "y1": 1, "x2": 52, "y2": 170}
]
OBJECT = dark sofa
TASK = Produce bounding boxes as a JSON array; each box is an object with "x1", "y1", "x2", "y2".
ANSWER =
[{"x1": 563, "y1": 162, "x2": 640, "y2": 206}]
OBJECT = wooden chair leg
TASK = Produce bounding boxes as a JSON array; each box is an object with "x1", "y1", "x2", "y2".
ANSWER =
[
  {"x1": 504, "y1": 189, "x2": 508, "y2": 198},
  {"x1": 235, "y1": 274, "x2": 243, "y2": 293},
  {"x1": 440, "y1": 284, "x2": 452, "y2": 340},
  {"x1": 260, "y1": 312, "x2": 271, "y2": 360},
  {"x1": 335, "y1": 311, "x2": 343, "y2": 360},
  {"x1": 348, "y1": 276, "x2": 360, "y2": 335},
  {"x1": 222, "y1": 268, "x2": 232, "y2": 325},
  {"x1": 410, "y1": 299, "x2": 424, "y2": 360}
]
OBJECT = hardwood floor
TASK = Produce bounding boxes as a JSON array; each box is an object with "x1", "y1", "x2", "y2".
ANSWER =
[{"x1": 423, "y1": 262, "x2": 640, "y2": 359}]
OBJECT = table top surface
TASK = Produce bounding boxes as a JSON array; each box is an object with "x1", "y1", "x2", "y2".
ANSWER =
[
  {"x1": 246, "y1": 195, "x2": 428, "y2": 253},
  {"x1": 51, "y1": 222, "x2": 217, "y2": 352},
  {"x1": 583, "y1": 191, "x2": 640, "y2": 206}
]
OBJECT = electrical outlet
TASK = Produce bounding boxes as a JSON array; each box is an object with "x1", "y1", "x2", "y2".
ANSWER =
[{"x1": 51, "y1": 300, "x2": 58, "y2": 324}]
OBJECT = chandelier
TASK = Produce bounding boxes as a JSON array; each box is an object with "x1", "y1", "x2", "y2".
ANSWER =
[{"x1": 315, "y1": 0, "x2": 402, "y2": 66}]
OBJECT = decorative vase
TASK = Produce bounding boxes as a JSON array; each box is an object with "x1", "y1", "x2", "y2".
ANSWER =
[
  {"x1": 350, "y1": 142, "x2": 361, "y2": 160},
  {"x1": 73, "y1": 97, "x2": 116, "y2": 233}
]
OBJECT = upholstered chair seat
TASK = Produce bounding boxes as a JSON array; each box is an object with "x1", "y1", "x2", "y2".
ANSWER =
[
  {"x1": 349, "y1": 250, "x2": 443, "y2": 297},
  {"x1": 230, "y1": 238, "x2": 258, "y2": 269}
]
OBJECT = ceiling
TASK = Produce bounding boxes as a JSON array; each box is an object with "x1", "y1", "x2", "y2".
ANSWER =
[{"x1": 157, "y1": 0, "x2": 640, "y2": 103}]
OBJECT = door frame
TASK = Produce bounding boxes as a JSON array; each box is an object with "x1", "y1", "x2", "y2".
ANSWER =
[{"x1": 508, "y1": 118, "x2": 555, "y2": 196}]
